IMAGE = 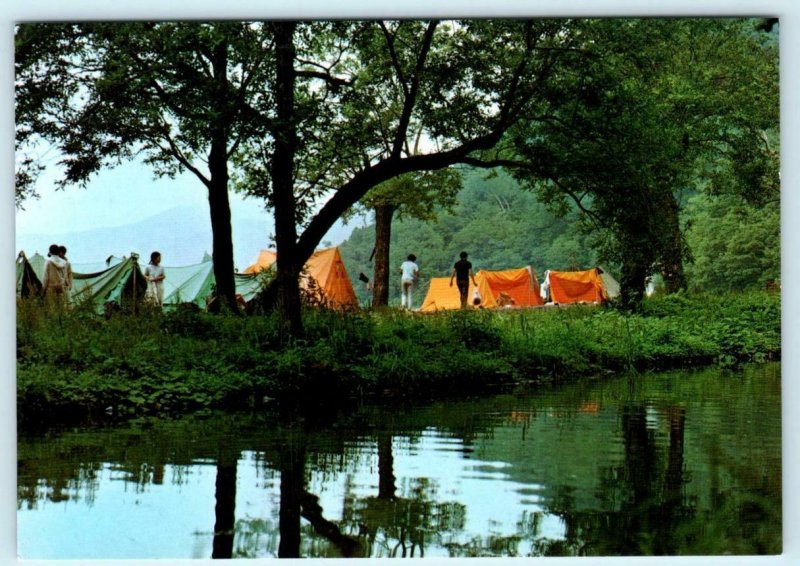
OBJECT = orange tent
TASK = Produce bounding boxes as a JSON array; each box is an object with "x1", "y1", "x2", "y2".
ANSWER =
[
  {"x1": 546, "y1": 268, "x2": 610, "y2": 304},
  {"x1": 419, "y1": 277, "x2": 478, "y2": 312},
  {"x1": 243, "y1": 247, "x2": 358, "y2": 308},
  {"x1": 419, "y1": 266, "x2": 542, "y2": 312},
  {"x1": 475, "y1": 267, "x2": 543, "y2": 308},
  {"x1": 243, "y1": 250, "x2": 277, "y2": 274}
]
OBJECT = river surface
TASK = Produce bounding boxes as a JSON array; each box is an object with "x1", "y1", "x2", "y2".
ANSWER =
[{"x1": 17, "y1": 362, "x2": 781, "y2": 559}]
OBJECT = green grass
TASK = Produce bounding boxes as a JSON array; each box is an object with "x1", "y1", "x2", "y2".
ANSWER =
[{"x1": 16, "y1": 291, "x2": 781, "y2": 420}]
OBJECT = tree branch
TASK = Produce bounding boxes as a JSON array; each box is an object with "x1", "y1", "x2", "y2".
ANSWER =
[{"x1": 390, "y1": 20, "x2": 438, "y2": 159}]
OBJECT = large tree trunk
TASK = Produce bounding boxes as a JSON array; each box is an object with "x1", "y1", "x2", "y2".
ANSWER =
[
  {"x1": 372, "y1": 204, "x2": 396, "y2": 307},
  {"x1": 271, "y1": 21, "x2": 303, "y2": 337},
  {"x1": 619, "y1": 256, "x2": 649, "y2": 312},
  {"x1": 207, "y1": 38, "x2": 239, "y2": 313},
  {"x1": 618, "y1": 224, "x2": 652, "y2": 312},
  {"x1": 659, "y1": 194, "x2": 688, "y2": 294}
]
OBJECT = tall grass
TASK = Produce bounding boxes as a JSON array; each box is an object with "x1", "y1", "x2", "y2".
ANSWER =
[{"x1": 16, "y1": 291, "x2": 780, "y2": 420}]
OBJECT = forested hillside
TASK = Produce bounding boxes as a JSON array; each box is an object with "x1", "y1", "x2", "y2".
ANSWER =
[
  {"x1": 339, "y1": 168, "x2": 599, "y2": 306},
  {"x1": 339, "y1": 168, "x2": 780, "y2": 307},
  {"x1": 684, "y1": 193, "x2": 780, "y2": 292}
]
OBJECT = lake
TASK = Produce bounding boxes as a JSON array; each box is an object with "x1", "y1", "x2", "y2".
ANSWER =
[{"x1": 17, "y1": 362, "x2": 781, "y2": 558}]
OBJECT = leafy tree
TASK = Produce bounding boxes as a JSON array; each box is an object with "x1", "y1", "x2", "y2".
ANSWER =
[
  {"x1": 18, "y1": 20, "x2": 589, "y2": 333},
  {"x1": 468, "y1": 19, "x2": 778, "y2": 309},
  {"x1": 232, "y1": 20, "x2": 587, "y2": 332},
  {"x1": 15, "y1": 22, "x2": 275, "y2": 311}
]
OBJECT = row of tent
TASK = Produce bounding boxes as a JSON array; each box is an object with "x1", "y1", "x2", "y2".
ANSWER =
[
  {"x1": 16, "y1": 247, "x2": 619, "y2": 313},
  {"x1": 15, "y1": 247, "x2": 357, "y2": 313},
  {"x1": 418, "y1": 266, "x2": 619, "y2": 312}
]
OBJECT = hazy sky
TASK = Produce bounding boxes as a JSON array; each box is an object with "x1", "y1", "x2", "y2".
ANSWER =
[{"x1": 15, "y1": 155, "x2": 272, "y2": 236}]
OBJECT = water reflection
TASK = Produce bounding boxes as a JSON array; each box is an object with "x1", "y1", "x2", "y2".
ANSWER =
[{"x1": 17, "y1": 363, "x2": 781, "y2": 558}]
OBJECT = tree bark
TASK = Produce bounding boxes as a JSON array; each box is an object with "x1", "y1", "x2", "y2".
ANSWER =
[
  {"x1": 372, "y1": 204, "x2": 396, "y2": 307},
  {"x1": 619, "y1": 256, "x2": 649, "y2": 312},
  {"x1": 207, "y1": 36, "x2": 239, "y2": 313},
  {"x1": 271, "y1": 21, "x2": 303, "y2": 336},
  {"x1": 659, "y1": 194, "x2": 688, "y2": 294}
]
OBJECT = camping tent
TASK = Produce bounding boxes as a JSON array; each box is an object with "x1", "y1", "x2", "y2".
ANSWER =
[
  {"x1": 161, "y1": 260, "x2": 216, "y2": 307},
  {"x1": 475, "y1": 267, "x2": 543, "y2": 308},
  {"x1": 16, "y1": 252, "x2": 42, "y2": 298},
  {"x1": 243, "y1": 247, "x2": 358, "y2": 308},
  {"x1": 161, "y1": 259, "x2": 262, "y2": 308},
  {"x1": 71, "y1": 256, "x2": 123, "y2": 275},
  {"x1": 419, "y1": 277, "x2": 476, "y2": 312},
  {"x1": 419, "y1": 266, "x2": 543, "y2": 312},
  {"x1": 69, "y1": 255, "x2": 147, "y2": 312},
  {"x1": 27, "y1": 252, "x2": 46, "y2": 283},
  {"x1": 243, "y1": 250, "x2": 278, "y2": 274},
  {"x1": 541, "y1": 268, "x2": 619, "y2": 304}
]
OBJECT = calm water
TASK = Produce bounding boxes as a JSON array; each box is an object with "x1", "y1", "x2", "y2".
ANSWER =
[{"x1": 17, "y1": 363, "x2": 781, "y2": 559}]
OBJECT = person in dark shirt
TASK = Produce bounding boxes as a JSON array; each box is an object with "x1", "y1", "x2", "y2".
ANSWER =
[{"x1": 449, "y1": 251, "x2": 478, "y2": 309}]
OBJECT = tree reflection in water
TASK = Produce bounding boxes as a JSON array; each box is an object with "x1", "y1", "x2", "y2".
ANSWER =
[
  {"x1": 211, "y1": 447, "x2": 238, "y2": 558},
  {"x1": 17, "y1": 364, "x2": 783, "y2": 558},
  {"x1": 339, "y1": 431, "x2": 467, "y2": 558}
]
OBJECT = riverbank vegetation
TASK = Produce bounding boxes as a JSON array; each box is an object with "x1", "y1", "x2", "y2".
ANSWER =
[{"x1": 17, "y1": 290, "x2": 780, "y2": 422}]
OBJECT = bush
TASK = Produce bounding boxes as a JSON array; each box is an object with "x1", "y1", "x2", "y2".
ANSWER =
[{"x1": 15, "y1": 290, "x2": 781, "y2": 419}]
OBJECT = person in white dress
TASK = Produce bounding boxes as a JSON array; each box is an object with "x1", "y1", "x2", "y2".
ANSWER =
[
  {"x1": 399, "y1": 254, "x2": 419, "y2": 309},
  {"x1": 144, "y1": 251, "x2": 166, "y2": 307}
]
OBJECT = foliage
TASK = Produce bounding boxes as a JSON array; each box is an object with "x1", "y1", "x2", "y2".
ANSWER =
[
  {"x1": 683, "y1": 193, "x2": 780, "y2": 291},
  {"x1": 491, "y1": 18, "x2": 778, "y2": 306},
  {"x1": 17, "y1": 289, "x2": 779, "y2": 421},
  {"x1": 15, "y1": 22, "x2": 279, "y2": 309},
  {"x1": 339, "y1": 167, "x2": 598, "y2": 306}
]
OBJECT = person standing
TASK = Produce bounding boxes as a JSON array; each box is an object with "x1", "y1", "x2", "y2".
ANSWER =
[
  {"x1": 144, "y1": 251, "x2": 166, "y2": 307},
  {"x1": 450, "y1": 251, "x2": 478, "y2": 309},
  {"x1": 57, "y1": 245, "x2": 73, "y2": 294},
  {"x1": 399, "y1": 254, "x2": 419, "y2": 309},
  {"x1": 42, "y1": 243, "x2": 68, "y2": 302}
]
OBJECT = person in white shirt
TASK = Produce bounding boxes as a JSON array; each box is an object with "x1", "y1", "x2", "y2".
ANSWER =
[
  {"x1": 144, "y1": 251, "x2": 166, "y2": 307},
  {"x1": 399, "y1": 254, "x2": 419, "y2": 309}
]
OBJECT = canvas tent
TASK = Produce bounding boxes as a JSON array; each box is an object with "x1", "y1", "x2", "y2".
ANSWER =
[
  {"x1": 419, "y1": 266, "x2": 543, "y2": 312},
  {"x1": 541, "y1": 268, "x2": 619, "y2": 304},
  {"x1": 160, "y1": 259, "x2": 263, "y2": 308},
  {"x1": 161, "y1": 260, "x2": 216, "y2": 307},
  {"x1": 71, "y1": 256, "x2": 123, "y2": 275},
  {"x1": 243, "y1": 247, "x2": 358, "y2": 308},
  {"x1": 419, "y1": 277, "x2": 477, "y2": 312},
  {"x1": 16, "y1": 251, "x2": 42, "y2": 298},
  {"x1": 69, "y1": 255, "x2": 147, "y2": 312},
  {"x1": 27, "y1": 252, "x2": 46, "y2": 282}
]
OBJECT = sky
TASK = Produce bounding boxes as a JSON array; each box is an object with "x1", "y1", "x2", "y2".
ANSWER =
[{"x1": 15, "y1": 154, "x2": 273, "y2": 236}]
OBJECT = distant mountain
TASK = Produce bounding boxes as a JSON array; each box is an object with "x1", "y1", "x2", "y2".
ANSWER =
[{"x1": 16, "y1": 205, "x2": 360, "y2": 269}]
